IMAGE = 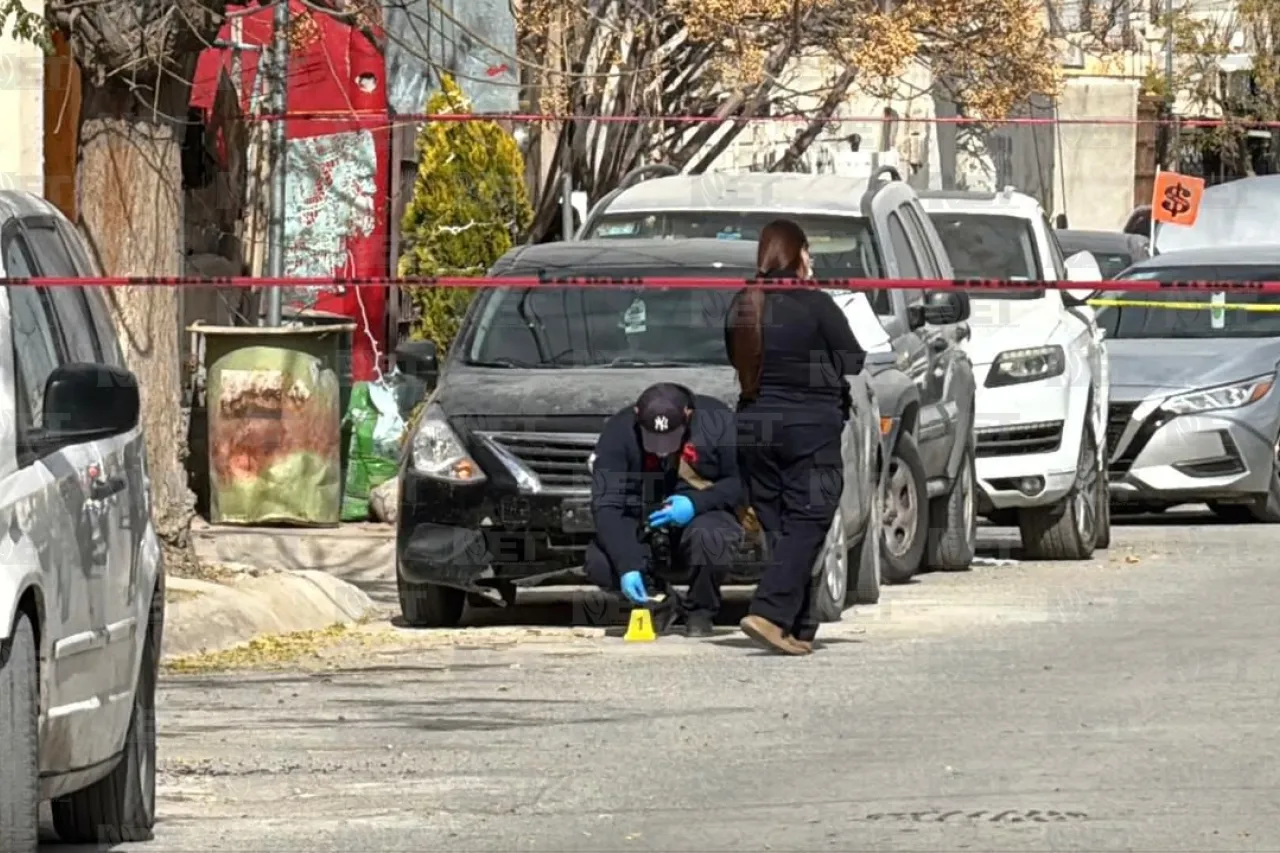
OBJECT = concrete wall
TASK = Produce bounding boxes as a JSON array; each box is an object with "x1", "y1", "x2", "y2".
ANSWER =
[
  {"x1": 0, "y1": 0, "x2": 45, "y2": 196},
  {"x1": 1052, "y1": 76, "x2": 1139, "y2": 230}
]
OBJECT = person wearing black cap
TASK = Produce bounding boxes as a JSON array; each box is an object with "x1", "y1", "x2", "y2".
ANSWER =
[{"x1": 584, "y1": 382, "x2": 744, "y2": 637}]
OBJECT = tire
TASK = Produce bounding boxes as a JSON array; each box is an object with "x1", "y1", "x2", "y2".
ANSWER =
[
  {"x1": 1095, "y1": 467, "x2": 1112, "y2": 549},
  {"x1": 398, "y1": 573, "x2": 466, "y2": 628},
  {"x1": 851, "y1": 480, "x2": 883, "y2": 605},
  {"x1": 1018, "y1": 427, "x2": 1101, "y2": 560},
  {"x1": 811, "y1": 505, "x2": 850, "y2": 622},
  {"x1": 881, "y1": 432, "x2": 928, "y2": 584},
  {"x1": 925, "y1": 442, "x2": 977, "y2": 570},
  {"x1": 0, "y1": 612, "x2": 39, "y2": 853},
  {"x1": 53, "y1": 616, "x2": 158, "y2": 844}
]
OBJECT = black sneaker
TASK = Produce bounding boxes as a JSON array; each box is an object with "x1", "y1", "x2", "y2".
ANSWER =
[{"x1": 684, "y1": 612, "x2": 715, "y2": 638}]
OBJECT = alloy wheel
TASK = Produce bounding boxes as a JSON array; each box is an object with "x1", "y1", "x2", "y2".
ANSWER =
[{"x1": 882, "y1": 458, "x2": 918, "y2": 558}]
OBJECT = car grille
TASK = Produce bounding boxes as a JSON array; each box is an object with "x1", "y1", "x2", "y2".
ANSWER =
[
  {"x1": 1106, "y1": 402, "x2": 1139, "y2": 459},
  {"x1": 480, "y1": 431, "x2": 598, "y2": 495},
  {"x1": 975, "y1": 420, "x2": 1064, "y2": 458}
]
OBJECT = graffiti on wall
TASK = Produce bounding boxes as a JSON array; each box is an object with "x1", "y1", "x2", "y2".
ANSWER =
[
  {"x1": 283, "y1": 130, "x2": 378, "y2": 278},
  {"x1": 384, "y1": 0, "x2": 517, "y2": 115}
]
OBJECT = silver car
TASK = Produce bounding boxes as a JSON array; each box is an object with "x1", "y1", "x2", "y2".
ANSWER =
[{"x1": 1100, "y1": 246, "x2": 1280, "y2": 521}]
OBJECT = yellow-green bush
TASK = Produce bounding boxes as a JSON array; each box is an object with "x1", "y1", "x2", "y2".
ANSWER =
[{"x1": 399, "y1": 75, "x2": 533, "y2": 353}]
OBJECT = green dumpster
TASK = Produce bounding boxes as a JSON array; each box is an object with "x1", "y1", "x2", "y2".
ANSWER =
[{"x1": 194, "y1": 323, "x2": 356, "y2": 526}]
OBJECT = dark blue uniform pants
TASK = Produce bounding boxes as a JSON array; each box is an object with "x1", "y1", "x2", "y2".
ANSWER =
[
  {"x1": 583, "y1": 510, "x2": 743, "y2": 617},
  {"x1": 738, "y1": 402, "x2": 844, "y2": 643}
]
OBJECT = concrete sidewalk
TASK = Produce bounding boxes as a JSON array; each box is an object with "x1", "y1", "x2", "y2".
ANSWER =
[
  {"x1": 163, "y1": 568, "x2": 379, "y2": 661},
  {"x1": 190, "y1": 518, "x2": 396, "y2": 602}
]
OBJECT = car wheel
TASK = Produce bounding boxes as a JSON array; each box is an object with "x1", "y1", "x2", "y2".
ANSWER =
[
  {"x1": 1018, "y1": 427, "x2": 1100, "y2": 560},
  {"x1": 811, "y1": 505, "x2": 849, "y2": 622},
  {"x1": 851, "y1": 481, "x2": 882, "y2": 606},
  {"x1": 53, "y1": 615, "x2": 158, "y2": 843},
  {"x1": 1095, "y1": 465, "x2": 1112, "y2": 549},
  {"x1": 398, "y1": 571, "x2": 466, "y2": 628},
  {"x1": 881, "y1": 432, "x2": 928, "y2": 584},
  {"x1": 808, "y1": 502, "x2": 849, "y2": 622},
  {"x1": 0, "y1": 612, "x2": 39, "y2": 853},
  {"x1": 925, "y1": 440, "x2": 977, "y2": 570}
]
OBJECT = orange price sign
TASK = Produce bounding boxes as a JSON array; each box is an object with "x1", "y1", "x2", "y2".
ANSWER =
[{"x1": 1151, "y1": 171, "x2": 1206, "y2": 227}]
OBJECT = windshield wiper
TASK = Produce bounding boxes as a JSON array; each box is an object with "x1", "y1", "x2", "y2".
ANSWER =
[{"x1": 606, "y1": 357, "x2": 702, "y2": 368}]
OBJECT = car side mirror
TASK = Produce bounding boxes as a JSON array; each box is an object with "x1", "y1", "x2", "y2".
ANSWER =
[
  {"x1": 396, "y1": 339, "x2": 439, "y2": 386},
  {"x1": 921, "y1": 291, "x2": 970, "y2": 325},
  {"x1": 43, "y1": 363, "x2": 140, "y2": 439},
  {"x1": 1064, "y1": 251, "x2": 1102, "y2": 283},
  {"x1": 907, "y1": 303, "x2": 926, "y2": 329}
]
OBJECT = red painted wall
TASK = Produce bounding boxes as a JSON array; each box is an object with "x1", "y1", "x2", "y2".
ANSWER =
[{"x1": 192, "y1": 1, "x2": 390, "y2": 382}]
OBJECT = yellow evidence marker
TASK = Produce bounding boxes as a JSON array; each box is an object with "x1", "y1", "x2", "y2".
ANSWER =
[{"x1": 624, "y1": 608, "x2": 657, "y2": 642}]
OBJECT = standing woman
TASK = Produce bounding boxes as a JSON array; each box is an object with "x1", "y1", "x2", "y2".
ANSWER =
[{"x1": 727, "y1": 219, "x2": 865, "y2": 655}]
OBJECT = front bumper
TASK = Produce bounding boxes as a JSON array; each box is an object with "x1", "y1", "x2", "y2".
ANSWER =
[
  {"x1": 972, "y1": 376, "x2": 1086, "y2": 511},
  {"x1": 397, "y1": 434, "x2": 767, "y2": 590},
  {"x1": 1107, "y1": 398, "x2": 1278, "y2": 504},
  {"x1": 397, "y1": 463, "x2": 599, "y2": 590}
]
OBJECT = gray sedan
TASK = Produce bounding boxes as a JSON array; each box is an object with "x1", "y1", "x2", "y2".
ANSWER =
[{"x1": 1099, "y1": 246, "x2": 1280, "y2": 521}]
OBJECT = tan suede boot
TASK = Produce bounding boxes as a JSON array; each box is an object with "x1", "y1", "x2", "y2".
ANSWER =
[{"x1": 740, "y1": 615, "x2": 809, "y2": 655}]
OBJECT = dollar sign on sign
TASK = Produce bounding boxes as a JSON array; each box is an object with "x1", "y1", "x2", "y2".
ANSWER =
[{"x1": 1161, "y1": 182, "x2": 1193, "y2": 218}]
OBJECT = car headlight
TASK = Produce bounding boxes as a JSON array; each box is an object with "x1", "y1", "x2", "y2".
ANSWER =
[
  {"x1": 1160, "y1": 375, "x2": 1274, "y2": 416},
  {"x1": 411, "y1": 404, "x2": 485, "y2": 482},
  {"x1": 985, "y1": 345, "x2": 1066, "y2": 388}
]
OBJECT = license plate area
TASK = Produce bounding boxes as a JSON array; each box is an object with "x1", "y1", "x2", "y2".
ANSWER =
[{"x1": 560, "y1": 500, "x2": 594, "y2": 533}]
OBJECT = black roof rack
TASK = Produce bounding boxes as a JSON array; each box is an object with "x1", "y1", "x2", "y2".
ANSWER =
[{"x1": 870, "y1": 165, "x2": 902, "y2": 184}]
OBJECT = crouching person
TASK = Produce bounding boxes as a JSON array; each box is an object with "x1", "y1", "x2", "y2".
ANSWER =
[{"x1": 584, "y1": 383, "x2": 745, "y2": 637}]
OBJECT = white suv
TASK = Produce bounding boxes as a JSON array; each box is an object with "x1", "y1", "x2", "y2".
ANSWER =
[
  {"x1": 920, "y1": 188, "x2": 1112, "y2": 558},
  {"x1": 0, "y1": 192, "x2": 163, "y2": 849}
]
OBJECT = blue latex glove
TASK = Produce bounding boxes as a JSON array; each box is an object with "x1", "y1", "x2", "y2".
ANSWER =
[
  {"x1": 649, "y1": 494, "x2": 696, "y2": 529},
  {"x1": 620, "y1": 570, "x2": 648, "y2": 604}
]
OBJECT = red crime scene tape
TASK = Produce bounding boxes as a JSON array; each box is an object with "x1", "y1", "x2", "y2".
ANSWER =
[
  {"x1": 0, "y1": 276, "x2": 1278, "y2": 292},
  {"x1": 250, "y1": 111, "x2": 1280, "y2": 129}
]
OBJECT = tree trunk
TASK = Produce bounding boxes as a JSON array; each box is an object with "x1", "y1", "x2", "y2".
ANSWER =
[{"x1": 75, "y1": 77, "x2": 196, "y2": 564}]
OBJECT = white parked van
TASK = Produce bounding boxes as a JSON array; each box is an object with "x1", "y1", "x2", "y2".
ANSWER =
[{"x1": 0, "y1": 192, "x2": 163, "y2": 849}]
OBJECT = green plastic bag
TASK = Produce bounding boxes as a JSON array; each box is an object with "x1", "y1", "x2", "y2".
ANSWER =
[{"x1": 341, "y1": 381, "x2": 403, "y2": 521}]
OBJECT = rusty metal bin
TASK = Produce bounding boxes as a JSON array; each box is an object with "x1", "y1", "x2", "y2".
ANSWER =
[{"x1": 193, "y1": 323, "x2": 356, "y2": 526}]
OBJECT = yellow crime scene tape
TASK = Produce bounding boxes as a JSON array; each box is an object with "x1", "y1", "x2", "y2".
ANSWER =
[{"x1": 1087, "y1": 298, "x2": 1280, "y2": 312}]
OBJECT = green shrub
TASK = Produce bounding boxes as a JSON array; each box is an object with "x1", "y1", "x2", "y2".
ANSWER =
[{"x1": 399, "y1": 75, "x2": 533, "y2": 353}]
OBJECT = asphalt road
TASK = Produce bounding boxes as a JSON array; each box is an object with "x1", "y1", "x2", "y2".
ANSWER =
[{"x1": 53, "y1": 510, "x2": 1280, "y2": 851}]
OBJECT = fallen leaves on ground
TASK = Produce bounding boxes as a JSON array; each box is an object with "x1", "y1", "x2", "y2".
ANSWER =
[{"x1": 163, "y1": 623, "x2": 352, "y2": 674}]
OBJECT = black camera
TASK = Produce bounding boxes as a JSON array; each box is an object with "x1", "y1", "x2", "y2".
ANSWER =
[{"x1": 640, "y1": 522, "x2": 673, "y2": 575}]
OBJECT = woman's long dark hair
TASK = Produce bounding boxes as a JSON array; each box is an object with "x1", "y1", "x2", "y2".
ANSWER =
[{"x1": 728, "y1": 219, "x2": 809, "y2": 401}]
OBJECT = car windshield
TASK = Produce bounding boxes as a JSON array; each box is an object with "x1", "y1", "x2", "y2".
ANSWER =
[
  {"x1": 927, "y1": 212, "x2": 1044, "y2": 299},
  {"x1": 587, "y1": 212, "x2": 884, "y2": 279},
  {"x1": 1098, "y1": 265, "x2": 1280, "y2": 339},
  {"x1": 465, "y1": 270, "x2": 741, "y2": 368}
]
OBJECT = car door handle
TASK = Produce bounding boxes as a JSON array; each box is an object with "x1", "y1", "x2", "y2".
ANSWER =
[{"x1": 91, "y1": 476, "x2": 126, "y2": 501}]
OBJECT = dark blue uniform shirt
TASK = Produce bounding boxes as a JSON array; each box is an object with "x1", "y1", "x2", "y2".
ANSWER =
[{"x1": 589, "y1": 394, "x2": 741, "y2": 572}]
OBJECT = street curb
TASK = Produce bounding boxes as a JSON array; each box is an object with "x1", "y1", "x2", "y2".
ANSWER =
[{"x1": 161, "y1": 569, "x2": 379, "y2": 661}]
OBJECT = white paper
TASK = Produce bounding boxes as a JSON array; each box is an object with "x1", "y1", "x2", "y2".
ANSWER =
[
  {"x1": 368, "y1": 380, "x2": 406, "y2": 455},
  {"x1": 827, "y1": 290, "x2": 892, "y2": 353},
  {"x1": 621, "y1": 298, "x2": 647, "y2": 334}
]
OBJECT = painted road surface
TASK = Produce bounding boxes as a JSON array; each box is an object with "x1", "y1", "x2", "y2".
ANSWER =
[{"x1": 48, "y1": 512, "x2": 1280, "y2": 851}]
